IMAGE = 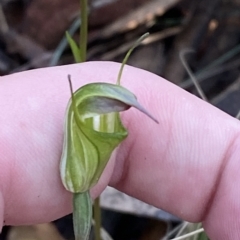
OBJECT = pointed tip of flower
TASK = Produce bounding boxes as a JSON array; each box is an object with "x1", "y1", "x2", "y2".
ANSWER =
[
  {"x1": 141, "y1": 109, "x2": 159, "y2": 124},
  {"x1": 134, "y1": 102, "x2": 159, "y2": 124}
]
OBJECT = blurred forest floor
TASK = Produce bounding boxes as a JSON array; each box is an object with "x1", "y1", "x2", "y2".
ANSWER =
[{"x1": 1, "y1": 0, "x2": 240, "y2": 239}]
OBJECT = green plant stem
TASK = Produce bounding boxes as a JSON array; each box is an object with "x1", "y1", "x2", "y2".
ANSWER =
[
  {"x1": 93, "y1": 197, "x2": 101, "y2": 240},
  {"x1": 80, "y1": 0, "x2": 88, "y2": 62},
  {"x1": 116, "y1": 33, "x2": 149, "y2": 85},
  {"x1": 73, "y1": 191, "x2": 92, "y2": 240}
]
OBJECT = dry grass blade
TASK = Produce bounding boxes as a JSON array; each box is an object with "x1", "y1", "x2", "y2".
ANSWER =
[
  {"x1": 0, "y1": 4, "x2": 9, "y2": 34},
  {"x1": 92, "y1": 219, "x2": 113, "y2": 240},
  {"x1": 100, "y1": 27, "x2": 182, "y2": 61},
  {"x1": 7, "y1": 224, "x2": 64, "y2": 240},
  {"x1": 180, "y1": 49, "x2": 208, "y2": 102},
  {"x1": 162, "y1": 222, "x2": 187, "y2": 240},
  {"x1": 180, "y1": 58, "x2": 240, "y2": 89},
  {"x1": 174, "y1": 222, "x2": 189, "y2": 238},
  {"x1": 235, "y1": 110, "x2": 240, "y2": 119},
  {"x1": 170, "y1": 228, "x2": 204, "y2": 240},
  {"x1": 101, "y1": 0, "x2": 181, "y2": 37}
]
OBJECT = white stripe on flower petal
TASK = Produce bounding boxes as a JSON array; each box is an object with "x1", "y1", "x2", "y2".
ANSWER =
[{"x1": 93, "y1": 115, "x2": 101, "y2": 131}]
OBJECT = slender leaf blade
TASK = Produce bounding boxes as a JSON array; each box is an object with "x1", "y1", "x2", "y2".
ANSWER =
[{"x1": 66, "y1": 31, "x2": 82, "y2": 63}]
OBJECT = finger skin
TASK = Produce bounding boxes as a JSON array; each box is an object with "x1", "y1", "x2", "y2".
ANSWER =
[{"x1": 0, "y1": 62, "x2": 240, "y2": 239}]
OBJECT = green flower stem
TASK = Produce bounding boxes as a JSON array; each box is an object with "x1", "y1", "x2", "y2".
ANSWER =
[
  {"x1": 73, "y1": 191, "x2": 92, "y2": 240},
  {"x1": 80, "y1": 0, "x2": 88, "y2": 62},
  {"x1": 93, "y1": 197, "x2": 101, "y2": 240},
  {"x1": 116, "y1": 33, "x2": 149, "y2": 85}
]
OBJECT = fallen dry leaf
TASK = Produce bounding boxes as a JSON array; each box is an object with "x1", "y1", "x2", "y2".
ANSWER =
[{"x1": 7, "y1": 223, "x2": 64, "y2": 240}]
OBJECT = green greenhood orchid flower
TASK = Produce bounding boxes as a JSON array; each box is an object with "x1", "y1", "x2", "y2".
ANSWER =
[
  {"x1": 60, "y1": 33, "x2": 158, "y2": 240},
  {"x1": 60, "y1": 80, "x2": 158, "y2": 193}
]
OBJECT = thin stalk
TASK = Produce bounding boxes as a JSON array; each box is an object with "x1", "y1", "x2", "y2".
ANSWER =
[
  {"x1": 80, "y1": 0, "x2": 88, "y2": 62},
  {"x1": 183, "y1": 44, "x2": 240, "y2": 86},
  {"x1": 175, "y1": 221, "x2": 189, "y2": 237},
  {"x1": 50, "y1": 18, "x2": 81, "y2": 66},
  {"x1": 116, "y1": 33, "x2": 149, "y2": 85},
  {"x1": 93, "y1": 197, "x2": 101, "y2": 240},
  {"x1": 194, "y1": 224, "x2": 202, "y2": 240},
  {"x1": 73, "y1": 191, "x2": 92, "y2": 240},
  {"x1": 170, "y1": 228, "x2": 204, "y2": 240},
  {"x1": 0, "y1": 4, "x2": 9, "y2": 34},
  {"x1": 162, "y1": 222, "x2": 185, "y2": 240},
  {"x1": 236, "y1": 110, "x2": 240, "y2": 120},
  {"x1": 180, "y1": 49, "x2": 208, "y2": 102}
]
